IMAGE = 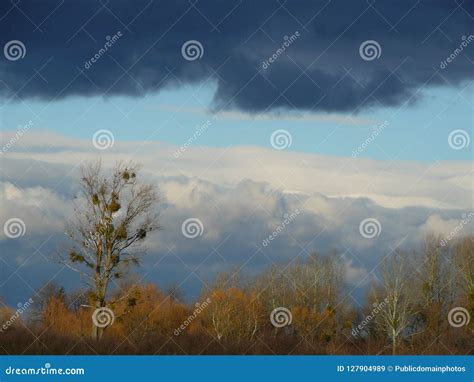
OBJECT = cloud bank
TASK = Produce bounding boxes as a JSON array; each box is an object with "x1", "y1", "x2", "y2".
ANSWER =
[{"x1": 0, "y1": 131, "x2": 472, "y2": 304}]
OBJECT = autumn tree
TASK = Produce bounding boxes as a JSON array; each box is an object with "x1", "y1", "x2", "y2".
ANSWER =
[
  {"x1": 41, "y1": 296, "x2": 82, "y2": 336},
  {"x1": 452, "y1": 236, "x2": 474, "y2": 311},
  {"x1": 111, "y1": 284, "x2": 185, "y2": 347},
  {"x1": 256, "y1": 253, "x2": 346, "y2": 345},
  {"x1": 63, "y1": 161, "x2": 159, "y2": 340},
  {"x1": 30, "y1": 282, "x2": 65, "y2": 323},
  {"x1": 410, "y1": 236, "x2": 456, "y2": 349},
  {"x1": 204, "y1": 287, "x2": 263, "y2": 345},
  {"x1": 200, "y1": 273, "x2": 264, "y2": 346}
]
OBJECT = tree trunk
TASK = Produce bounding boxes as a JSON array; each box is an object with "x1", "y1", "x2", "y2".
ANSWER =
[
  {"x1": 92, "y1": 299, "x2": 105, "y2": 341},
  {"x1": 391, "y1": 330, "x2": 397, "y2": 355}
]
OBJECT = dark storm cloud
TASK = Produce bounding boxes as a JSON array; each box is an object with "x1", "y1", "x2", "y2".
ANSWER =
[{"x1": 0, "y1": 0, "x2": 472, "y2": 112}]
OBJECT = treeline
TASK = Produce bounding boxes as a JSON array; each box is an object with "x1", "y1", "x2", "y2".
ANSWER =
[{"x1": 0, "y1": 235, "x2": 472, "y2": 355}]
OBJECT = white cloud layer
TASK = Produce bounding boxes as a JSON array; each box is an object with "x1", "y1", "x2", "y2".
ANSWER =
[{"x1": 0, "y1": 130, "x2": 472, "y2": 302}]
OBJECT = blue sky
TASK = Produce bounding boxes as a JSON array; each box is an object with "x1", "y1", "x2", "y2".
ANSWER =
[{"x1": 1, "y1": 81, "x2": 472, "y2": 162}]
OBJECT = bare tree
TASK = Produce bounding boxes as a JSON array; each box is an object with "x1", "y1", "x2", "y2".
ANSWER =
[
  {"x1": 412, "y1": 236, "x2": 455, "y2": 343},
  {"x1": 373, "y1": 251, "x2": 414, "y2": 354},
  {"x1": 453, "y1": 236, "x2": 474, "y2": 310},
  {"x1": 63, "y1": 161, "x2": 159, "y2": 339}
]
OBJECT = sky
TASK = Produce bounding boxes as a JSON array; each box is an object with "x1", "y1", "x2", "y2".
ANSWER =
[{"x1": 0, "y1": 0, "x2": 473, "y2": 306}]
